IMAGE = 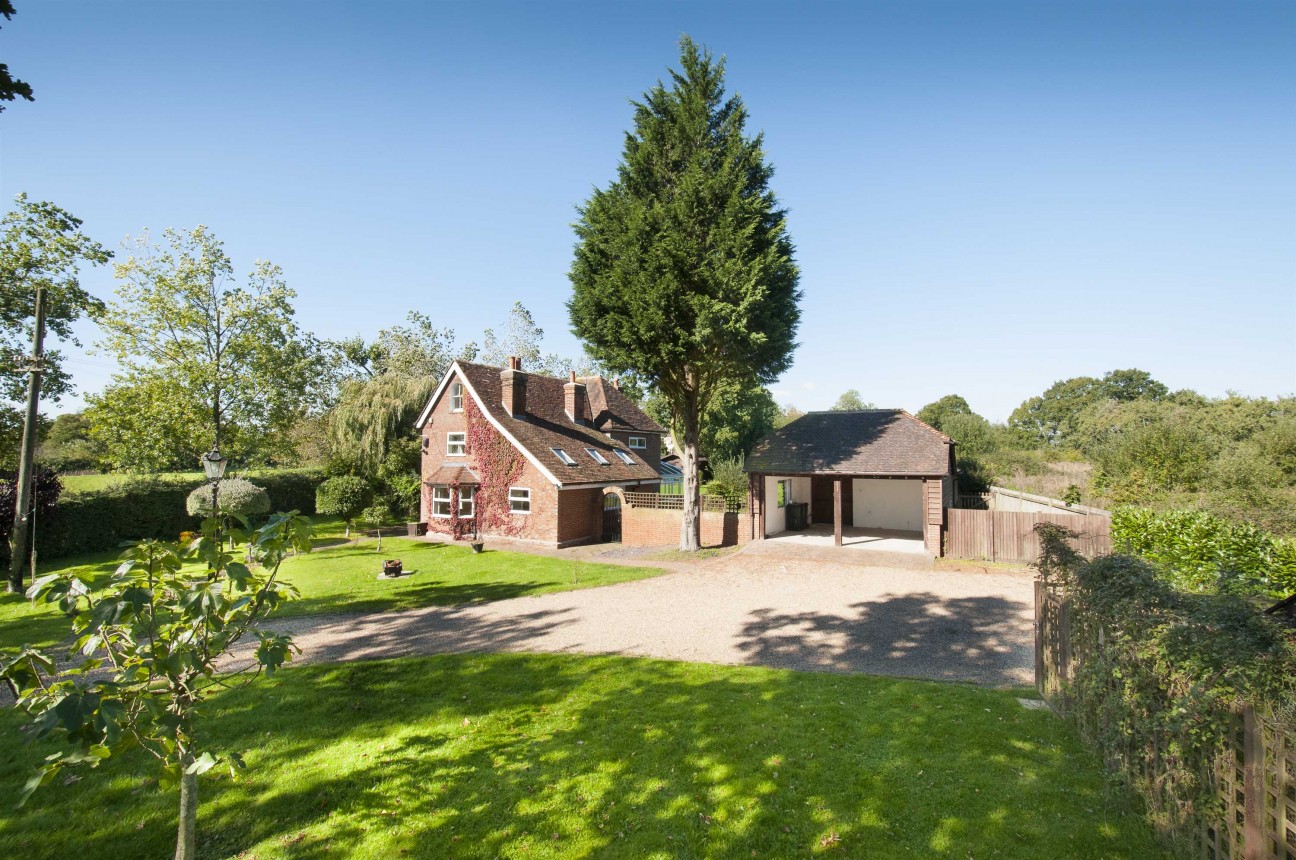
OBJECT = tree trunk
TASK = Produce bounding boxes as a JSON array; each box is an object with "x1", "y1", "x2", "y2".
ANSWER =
[
  {"x1": 679, "y1": 397, "x2": 702, "y2": 552},
  {"x1": 175, "y1": 755, "x2": 198, "y2": 860},
  {"x1": 8, "y1": 287, "x2": 46, "y2": 594}
]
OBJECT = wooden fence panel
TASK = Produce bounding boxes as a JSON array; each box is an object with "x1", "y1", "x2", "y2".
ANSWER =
[
  {"x1": 946, "y1": 508, "x2": 992, "y2": 560},
  {"x1": 1036, "y1": 584, "x2": 1296, "y2": 859},
  {"x1": 946, "y1": 509, "x2": 1111, "y2": 564}
]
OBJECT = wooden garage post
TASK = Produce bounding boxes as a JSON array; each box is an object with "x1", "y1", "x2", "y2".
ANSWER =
[{"x1": 833, "y1": 478, "x2": 842, "y2": 547}]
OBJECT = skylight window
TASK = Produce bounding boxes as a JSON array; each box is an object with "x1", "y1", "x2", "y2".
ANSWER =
[
  {"x1": 585, "y1": 448, "x2": 610, "y2": 465},
  {"x1": 613, "y1": 449, "x2": 635, "y2": 465},
  {"x1": 551, "y1": 447, "x2": 577, "y2": 466}
]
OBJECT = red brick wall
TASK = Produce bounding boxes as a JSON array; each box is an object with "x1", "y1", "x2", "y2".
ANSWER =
[
  {"x1": 555, "y1": 487, "x2": 602, "y2": 547},
  {"x1": 621, "y1": 506, "x2": 753, "y2": 548},
  {"x1": 421, "y1": 369, "x2": 563, "y2": 545}
]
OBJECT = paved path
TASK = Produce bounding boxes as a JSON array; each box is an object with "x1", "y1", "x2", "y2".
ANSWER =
[{"x1": 262, "y1": 546, "x2": 1035, "y2": 687}]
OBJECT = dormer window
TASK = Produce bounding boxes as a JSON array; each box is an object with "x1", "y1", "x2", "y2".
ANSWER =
[
  {"x1": 450, "y1": 382, "x2": 464, "y2": 412},
  {"x1": 551, "y1": 447, "x2": 577, "y2": 466},
  {"x1": 585, "y1": 448, "x2": 609, "y2": 465},
  {"x1": 628, "y1": 435, "x2": 647, "y2": 449},
  {"x1": 613, "y1": 449, "x2": 635, "y2": 465}
]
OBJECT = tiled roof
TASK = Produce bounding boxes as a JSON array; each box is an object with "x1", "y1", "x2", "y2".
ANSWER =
[
  {"x1": 454, "y1": 362, "x2": 662, "y2": 487},
  {"x1": 580, "y1": 378, "x2": 663, "y2": 433},
  {"x1": 426, "y1": 465, "x2": 480, "y2": 485},
  {"x1": 744, "y1": 410, "x2": 953, "y2": 476}
]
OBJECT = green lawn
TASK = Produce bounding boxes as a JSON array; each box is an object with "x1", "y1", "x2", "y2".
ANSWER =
[
  {"x1": 0, "y1": 653, "x2": 1163, "y2": 859},
  {"x1": 0, "y1": 531, "x2": 663, "y2": 654}
]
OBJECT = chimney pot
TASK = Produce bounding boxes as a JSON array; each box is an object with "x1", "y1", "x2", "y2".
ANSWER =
[
  {"x1": 508, "y1": 356, "x2": 521, "y2": 370},
  {"x1": 569, "y1": 371, "x2": 576, "y2": 383}
]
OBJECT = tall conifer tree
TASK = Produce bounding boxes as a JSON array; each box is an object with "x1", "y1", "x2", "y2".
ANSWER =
[{"x1": 569, "y1": 37, "x2": 800, "y2": 550}]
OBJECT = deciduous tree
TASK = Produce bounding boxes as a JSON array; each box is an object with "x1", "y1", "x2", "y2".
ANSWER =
[
  {"x1": 569, "y1": 37, "x2": 801, "y2": 550},
  {"x1": 830, "y1": 389, "x2": 873, "y2": 411},
  {"x1": 0, "y1": 194, "x2": 110, "y2": 405},
  {"x1": 89, "y1": 227, "x2": 323, "y2": 470}
]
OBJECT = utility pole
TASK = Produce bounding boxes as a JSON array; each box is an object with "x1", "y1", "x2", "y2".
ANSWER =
[{"x1": 8, "y1": 287, "x2": 47, "y2": 593}]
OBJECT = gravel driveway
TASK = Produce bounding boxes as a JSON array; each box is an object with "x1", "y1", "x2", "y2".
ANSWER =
[{"x1": 262, "y1": 548, "x2": 1036, "y2": 687}]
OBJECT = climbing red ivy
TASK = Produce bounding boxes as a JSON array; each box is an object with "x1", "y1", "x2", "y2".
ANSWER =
[{"x1": 464, "y1": 397, "x2": 526, "y2": 537}]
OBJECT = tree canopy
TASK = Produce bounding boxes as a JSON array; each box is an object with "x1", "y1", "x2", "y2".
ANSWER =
[
  {"x1": 0, "y1": 194, "x2": 110, "y2": 405},
  {"x1": 0, "y1": 3, "x2": 34, "y2": 112},
  {"x1": 915, "y1": 394, "x2": 974, "y2": 431},
  {"x1": 568, "y1": 36, "x2": 800, "y2": 549},
  {"x1": 1008, "y1": 369, "x2": 1168, "y2": 448},
  {"x1": 87, "y1": 227, "x2": 324, "y2": 470},
  {"x1": 830, "y1": 389, "x2": 873, "y2": 411}
]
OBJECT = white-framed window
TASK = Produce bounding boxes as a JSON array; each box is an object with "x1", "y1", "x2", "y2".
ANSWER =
[
  {"x1": 552, "y1": 447, "x2": 577, "y2": 466},
  {"x1": 447, "y1": 432, "x2": 466, "y2": 456},
  {"x1": 432, "y1": 485, "x2": 452, "y2": 518},
  {"x1": 458, "y1": 485, "x2": 475, "y2": 517},
  {"x1": 613, "y1": 449, "x2": 635, "y2": 465},
  {"x1": 777, "y1": 479, "x2": 791, "y2": 508},
  {"x1": 450, "y1": 382, "x2": 464, "y2": 412},
  {"x1": 585, "y1": 448, "x2": 610, "y2": 465},
  {"x1": 628, "y1": 435, "x2": 647, "y2": 449},
  {"x1": 508, "y1": 487, "x2": 531, "y2": 513}
]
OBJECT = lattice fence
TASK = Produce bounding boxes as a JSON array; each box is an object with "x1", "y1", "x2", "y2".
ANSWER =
[
  {"x1": 1036, "y1": 581, "x2": 1296, "y2": 860},
  {"x1": 623, "y1": 491, "x2": 746, "y2": 514}
]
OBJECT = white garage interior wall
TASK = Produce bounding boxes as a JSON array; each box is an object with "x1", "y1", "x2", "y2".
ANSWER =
[
  {"x1": 763, "y1": 475, "x2": 813, "y2": 536},
  {"x1": 851, "y1": 478, "x2": 923, "y2": 532}
]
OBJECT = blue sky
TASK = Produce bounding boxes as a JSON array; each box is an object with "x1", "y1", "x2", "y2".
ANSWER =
[{"x1": 3, "y1": 1, "x2": 1293, "y2": 421}]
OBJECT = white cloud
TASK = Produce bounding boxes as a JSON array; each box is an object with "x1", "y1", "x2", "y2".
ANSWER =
[{"x1": 800, "y1": 381, "x2": 817, "y2": 391}]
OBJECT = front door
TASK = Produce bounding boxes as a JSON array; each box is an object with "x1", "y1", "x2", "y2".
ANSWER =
[
  {"x1": 810, "y1": 477, "x2": 853, "y2": 526},
  {"x1": 601, "y1": 493, "x2": 622, "y2": 542}
]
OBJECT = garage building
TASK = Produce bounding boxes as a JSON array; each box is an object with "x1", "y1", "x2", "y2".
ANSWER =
[{"x1": 744, "y1": 410, "x2": 956, "y2": 555}]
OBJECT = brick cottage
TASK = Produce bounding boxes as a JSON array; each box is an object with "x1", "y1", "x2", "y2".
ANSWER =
[{"x1": 414, "y1": 358, "x2": 666, "y2": 547}]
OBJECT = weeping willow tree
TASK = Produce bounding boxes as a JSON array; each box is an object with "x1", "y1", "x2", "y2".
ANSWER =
[{"x1": 328, "y1": 372, "x2": 435, "y2": 471}]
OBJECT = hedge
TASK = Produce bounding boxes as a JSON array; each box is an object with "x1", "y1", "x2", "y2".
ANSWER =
[
  {"x1": 30, "y1": 469, "x2": 324, "y2": 561},
  {"x1": 1036, "y1": 525, "x2": 1296, "y2": 853},
  {"x1": 1111, "y1": 506, "x2": 1296, "y2": 597}
]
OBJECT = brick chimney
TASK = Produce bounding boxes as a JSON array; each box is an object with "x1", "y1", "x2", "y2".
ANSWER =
[
  {"x1": 500, "y1": 356, "x2": 526, "y2": 418},
  {"x1": 564, "y1": 371, "x2": 587, "y2": 424}
]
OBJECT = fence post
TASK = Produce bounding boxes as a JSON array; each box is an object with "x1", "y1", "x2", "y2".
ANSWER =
[
  {"x1": 1057, "y1": 596, "x2": 1072, "y2": 714},
  {"x1": 1243, "y1": 707, "x2": 1262, "y2": 860},
  {"x1": 990, "y1": 511, "x2": 997, "y2": 563},
  {"x1": 1034, "y1": 580, "x2": 1045, "y2": 697}
]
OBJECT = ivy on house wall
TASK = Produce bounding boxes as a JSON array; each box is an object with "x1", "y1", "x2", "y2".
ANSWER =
[{"x1": 464, "y1": 397, "x2": 526, "y2": 537}]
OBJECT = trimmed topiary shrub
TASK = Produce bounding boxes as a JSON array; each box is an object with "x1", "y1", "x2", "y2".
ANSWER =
[{"x1": 185, "y1": 478, "x2": 271, "y2": 519}]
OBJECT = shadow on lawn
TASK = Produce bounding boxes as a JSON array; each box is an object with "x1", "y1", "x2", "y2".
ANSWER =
[
  {"x1": 280, "y1": 577, "x2": 572, "y2": 620},
  {"x1": 0, "y1": 653, "x2": 1163, "y2": 860},
  {"x1": 208, "y1": 656, "x2": 1158, "y2": 859},
  {"x1": 736, "y1": 592, "x2": 1034, "y2": 687}
]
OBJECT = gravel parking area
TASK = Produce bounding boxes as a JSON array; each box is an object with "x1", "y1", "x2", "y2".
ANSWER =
[{"x1": 262, "y1": 546, "x2": 1035, "y2": 687}]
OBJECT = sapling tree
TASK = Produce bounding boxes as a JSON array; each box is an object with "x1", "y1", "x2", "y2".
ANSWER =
[
  {"x1": 315, "y1": 474, "x2": 369, "y2": 538},
  {"x1": 0, "y1": 511, "x2": 314, "y2": 860},
  {"x1": 360, "y1": 503, "x2": 389, "y2": 551}
]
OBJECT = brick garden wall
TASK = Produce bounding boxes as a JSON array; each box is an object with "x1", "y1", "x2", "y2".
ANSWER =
[{"x1": 621, "y1": 496, "x2": 753, "y2": 548}]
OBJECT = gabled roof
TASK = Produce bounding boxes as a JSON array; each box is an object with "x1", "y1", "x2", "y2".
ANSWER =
[
  {"x1": 580, "y1": 378, "x2": 663, "y2": 433},
  {"x1": 417, "y1": 361, "x2": 662, "y2": 487},
  {"x1": 744, "y1": 410, "x2": 954, "y2": 476}
]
